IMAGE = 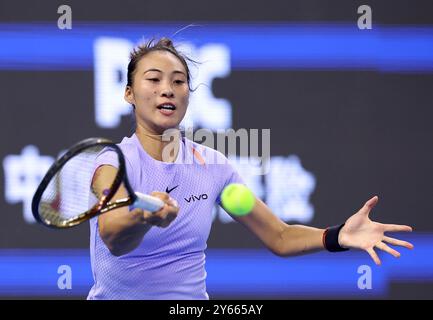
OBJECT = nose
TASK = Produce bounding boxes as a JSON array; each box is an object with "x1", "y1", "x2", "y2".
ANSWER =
[{"x1": 160, "y1": 81, "x2": 174, "y2": 98}]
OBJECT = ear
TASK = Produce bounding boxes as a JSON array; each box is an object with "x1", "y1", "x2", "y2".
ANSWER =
[{"x1": 124, "y1": 86, "x2": 135, "y2": 105}]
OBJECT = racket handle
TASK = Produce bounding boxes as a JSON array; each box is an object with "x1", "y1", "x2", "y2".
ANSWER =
[{"x1": 131, "y1": 192, "x2": 165, "y2": 212}]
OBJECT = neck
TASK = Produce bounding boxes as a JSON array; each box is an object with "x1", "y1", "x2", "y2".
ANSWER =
[{"x1": 135, "y1": 124, "x2": 181, "y2": 162}]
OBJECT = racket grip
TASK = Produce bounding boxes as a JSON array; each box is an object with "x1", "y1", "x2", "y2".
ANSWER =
[{"x1": 131, "y1": 192, "x2": 165, "y2": 212}]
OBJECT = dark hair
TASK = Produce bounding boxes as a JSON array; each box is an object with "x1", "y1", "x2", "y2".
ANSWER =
[{"x1": 126, "y1": 37, "x2": 193, "y2": 91}]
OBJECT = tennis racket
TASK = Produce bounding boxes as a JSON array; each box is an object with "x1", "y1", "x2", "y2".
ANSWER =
[{"x1": 31, "y1": 137, "x2": 166, "y2": 229}]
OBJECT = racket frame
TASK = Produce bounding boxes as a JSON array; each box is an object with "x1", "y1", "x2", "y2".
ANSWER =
[{"x1": 31, "y1": 137, "x2": 138, "y2": 228}]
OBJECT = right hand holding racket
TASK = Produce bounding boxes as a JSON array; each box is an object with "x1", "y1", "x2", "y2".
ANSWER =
[{"x1": 136, "y1": 191, "x2": 179, "y2": 228}]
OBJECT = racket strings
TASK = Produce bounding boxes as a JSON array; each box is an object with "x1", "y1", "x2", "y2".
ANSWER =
[{"x1": 37, "y1": 145, "x2": 119, "y2": 227}]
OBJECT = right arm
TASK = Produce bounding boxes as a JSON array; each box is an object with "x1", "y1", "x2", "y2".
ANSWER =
[{"x1": 91, "y1": 165, "x2": 179, "y2": 256}]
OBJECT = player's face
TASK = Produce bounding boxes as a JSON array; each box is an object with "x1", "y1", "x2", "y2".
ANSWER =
[{"x1": 125, "y1": 50, "x2": 189, "y2": 134}]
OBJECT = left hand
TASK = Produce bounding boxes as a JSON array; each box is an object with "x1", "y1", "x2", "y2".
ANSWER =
[{"x1": 338, "y1": 196, "x2": 414, "y2": 265}]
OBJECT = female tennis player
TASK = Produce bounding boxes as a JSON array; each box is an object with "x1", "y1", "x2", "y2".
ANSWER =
[{"x1": 87, "y1": 38, "x2": 413, "y2": 300}]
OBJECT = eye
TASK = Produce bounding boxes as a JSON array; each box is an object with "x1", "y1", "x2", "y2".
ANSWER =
[
  {"x1": 174, "y1": 80, "x2": 185, "y2": 85},
  {"x1": 147, "y1": 78, "x2": 160, "y2": 82}
]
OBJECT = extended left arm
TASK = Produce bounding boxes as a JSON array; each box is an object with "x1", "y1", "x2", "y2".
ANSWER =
[
  {"x1": 232, "y1": 197, "x2": 325, "y2": 257},
  {"x1": 231, "y1": 195, "x2": 414, "y2": 264}
]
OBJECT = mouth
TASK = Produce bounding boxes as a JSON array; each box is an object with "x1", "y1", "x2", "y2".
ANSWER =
[
  {"x1": 157, "y1": 103, "x2": 177, "y2": 116},
  {"x1": 157, "y1": 103, "x2": 177, "y2": 111}
]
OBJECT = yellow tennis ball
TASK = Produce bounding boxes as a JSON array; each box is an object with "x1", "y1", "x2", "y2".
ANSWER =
[{"x1": 221, "y1": 183, "x2": 255, "y2": 216}]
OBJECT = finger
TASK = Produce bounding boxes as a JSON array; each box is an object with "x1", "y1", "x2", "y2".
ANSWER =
[
  {"x1": 383, "y1": 224, "x2": 413, "y2": 233},
  {"x1": 141, "y1": 210, "x2": 153, "y2": 220},
  {"x1": 365, "y1": 196, "x2": 379, "y2": 209},
  {"x1": 168, "y1": 197, "x2": 179, "y2": 209},
  {"x1": 142, "y1": 203, "x2": 178, "y2": 226},
  {"x1": 150, "y1": 191, "x2": 170, "y2": 201},
  {"x1": 376, "y1": 241, "x2": 401, "y2": 258},
  {"x1": 143, "y1": 205, "x2": 168, "y2": 222},
  {"x1": 131, "y1": 208, "x2": 148, "y2": 223},
  {"x1": 167, "y1": 203, "x2": 179, "y2": 215},
  {"x1": 383, "y1": 236, "x2": 414, "y2": 249},
  {"x1": 156, "y1": 203, "x2": 178, "y2": 218},
  {"x1": 154, "y1": 205, "x2": 171, "y2": 219},
  {"x1": 367, "y1": 247, "x2": 381, "y2": 266},
  {"x1": 360, "y1": 196, "x2": 379, "y2": 217},
  {"x1": 153, "y1": 207, "x2": 177, "y2": 227},
  {"x1": 130, "y1": 208, "x2": 144, "y2": 215},
  {"x1": 159, "y1": 212, "x2": 177, "y2": 228},
  {"x1": 144, "y1": 214, "x2": 163, "y2": 226}
]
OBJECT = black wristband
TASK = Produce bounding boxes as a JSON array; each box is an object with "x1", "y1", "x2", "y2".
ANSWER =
[{"x1": 323, "y1": 223, "x2": 350, "y2": 252}]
